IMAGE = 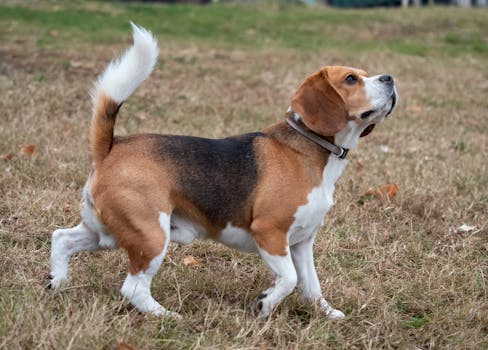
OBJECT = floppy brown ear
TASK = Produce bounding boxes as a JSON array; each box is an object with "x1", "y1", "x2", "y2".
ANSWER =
[
  {"x1": 360, "y1": 124, "x2": 375, "y2": 137},
  {"x1": 291, "y1": 68, "x2": 348, "y2": 136}
]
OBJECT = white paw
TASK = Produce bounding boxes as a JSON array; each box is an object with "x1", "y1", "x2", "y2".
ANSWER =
[
  {"x1": 48, "y1": 275, "x2": 67, "y2": 289},
  {"x1": 319, "y1": 298, "x2": 345, "y2": 319},
  {"x1": 165, "y1": 310, "x2": 183, "y2": 320},
  {"x1": 326, "y1": 308, "x2": 345, "y2": 319},
  {"x1": 255, "y1": 293, "x2": 272, "y2": 318},
  {"x1": 151, "y1": 307, "x2": 182, "y2": 320}
]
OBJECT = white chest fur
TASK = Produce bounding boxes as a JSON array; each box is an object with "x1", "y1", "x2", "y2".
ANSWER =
[{"x1": 288, "y1": 155, "x2": 348, "y2": 246}]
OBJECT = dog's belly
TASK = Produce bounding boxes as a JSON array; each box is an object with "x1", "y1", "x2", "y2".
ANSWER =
[
  {"x1": 216, "y1": 224, "x2": 258, "y2": 253},
  {"x1": 170, "y1": 215, "x2": 257, "y2": 252},
  {"x1": 170, "y1": 215, "x2": 207, "y2": 245}
]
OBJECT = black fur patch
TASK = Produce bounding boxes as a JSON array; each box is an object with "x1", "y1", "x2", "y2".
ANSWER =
[{"x1": 151, "y1": 132, "x2": 265, "y2": 228}]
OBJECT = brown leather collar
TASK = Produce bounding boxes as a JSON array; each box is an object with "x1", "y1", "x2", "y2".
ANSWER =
[{"x1": 285, "y1": 111, "x2": 349, "y2": 159}]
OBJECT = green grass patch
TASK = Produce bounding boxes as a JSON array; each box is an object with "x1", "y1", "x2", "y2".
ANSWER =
[
  {"x1": 402, "y1": 315, "x2": 430, "y2": 329},
  {"x1": 1, "y1": 2, "x2": 487, "y2": 57},
  {"x1": 445, "y1": 32, "x2": 488, "y2": 55}
]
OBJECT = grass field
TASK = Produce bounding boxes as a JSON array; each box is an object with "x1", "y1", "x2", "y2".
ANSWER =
[{"x1": 0, "y1": 1, "x2": 487, "y2": 349}]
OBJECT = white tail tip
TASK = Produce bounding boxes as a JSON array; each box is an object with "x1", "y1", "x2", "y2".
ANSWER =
[{"x1": 93, "y1": 22, "x2": 159, "y2": 105}]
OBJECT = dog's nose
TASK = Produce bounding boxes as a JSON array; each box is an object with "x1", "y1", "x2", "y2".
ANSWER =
[{"x1": 379, "y1": 75, "x2": 394, "y2": 84}]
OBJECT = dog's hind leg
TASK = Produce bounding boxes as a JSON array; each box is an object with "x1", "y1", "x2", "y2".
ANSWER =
[
  {"x1": 49, "y1": 222, "x2": 102, "y2": 289},
  {"x1": 119, "y1": 211, "x2": 181, "y2": 319}
]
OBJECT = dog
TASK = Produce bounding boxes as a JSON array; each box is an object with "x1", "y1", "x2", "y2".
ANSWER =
[{"x1": 49, "y1": 23, "x2": 397, "y2": 320}]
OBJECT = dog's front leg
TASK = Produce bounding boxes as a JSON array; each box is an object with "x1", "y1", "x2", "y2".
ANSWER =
[
  {"x1": 255, "y1": 246, "x2": 297, "y2": 317},
  {"x1": 290, "y1": 236, "x2": 345, "y2": 319}
]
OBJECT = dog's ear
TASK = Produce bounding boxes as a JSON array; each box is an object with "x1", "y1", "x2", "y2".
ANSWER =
[
  {"x1": 291, "y1": 68, "x2": 348, "y2": 136},
  {"x1": 360, "y1": 124, "x2": 375, "y2": 137}
]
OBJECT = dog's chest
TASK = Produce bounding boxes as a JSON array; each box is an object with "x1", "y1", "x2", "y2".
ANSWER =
[{"x1": 288, "y1": 156, "x2": 348, "y2": 245}]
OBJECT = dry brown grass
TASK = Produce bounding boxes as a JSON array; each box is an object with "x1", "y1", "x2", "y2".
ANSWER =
[{"x1": 1, "y1": 2, "x2": 487, "y2": 349}]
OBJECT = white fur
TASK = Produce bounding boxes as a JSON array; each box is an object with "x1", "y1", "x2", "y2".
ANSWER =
[
  {"x1": 218, "y1": 223, "x2": 257, "y2": 253},
  {"x1": 170, "y1": 217, "x2": 258, "y2": 253},
  {"x1": 335, "y1": 121, "x2": 367, "y2": 150},
  {"x1": 92, "y1": 23, "x2": 159, "y2": 104},
  {"x1": 120, "y1": 212, "x2": 180, "y2": 319},
  {"x1": 81, "y1": 184, "x2": 118, "y2": 249},
  {"x1": 50, "y1": 184, "x2": 119, "y2": 288},
  {"x1": 291, "y1": 236, "x2": 345, "y2": 319},
  {"x1": 170, "y1": 214, "x2": 206, "y2": 245},
  {"x1": 363, "y1": 74, "x2": 393, "y2": 111},
  {"x1": 288, "y1": 155, "x2": 348, "y2": 246},
  {"x1": 50, "y1": 223, "x2": 101, "y2": 288},
  {"x1": 159, "y1": 211, "x2": 171, "y2": 237},
  {"x1": 257, "y1": 247, "x2": 297, "y2": 317},
  {"x1": 98, "y1": 231, "x2": 118, "y2": 249}
]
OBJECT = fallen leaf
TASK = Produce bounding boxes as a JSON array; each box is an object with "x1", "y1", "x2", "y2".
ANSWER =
[
  {"x1": 365, "y1": 184, "x2": 399, "y2": 200},
  {"x1": 63, "y1": 203, "x2": 71, "y2": 213},
  {"x1": 115, "y1": 341, "x2": 138, "y2": 350},
  {"x1": 1, "y1": 152, "x2": 16, "y2": 161},
  {"x1": 407, "y1": 105, "x2": 423, "y2": 113},
  {"x1": 19, "y1": 144, "x2": 37, "y2": 157},
  {"x1": 183, "y1": 255, "x2": 201, "y2": 267}
]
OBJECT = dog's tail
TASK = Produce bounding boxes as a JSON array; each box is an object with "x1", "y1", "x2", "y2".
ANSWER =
[{"x1": 89, "y1": 23, "x2": 159, "y2": 167}]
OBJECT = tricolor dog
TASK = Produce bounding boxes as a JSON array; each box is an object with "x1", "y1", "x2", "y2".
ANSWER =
[{"x1": 49, "y1": 24, "x2": 397, "y2": 320}]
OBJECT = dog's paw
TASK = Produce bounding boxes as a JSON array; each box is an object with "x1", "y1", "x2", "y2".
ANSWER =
[
  {"x1": 253, "y1": 293, "x2": 271, "y2": 318},
  {"x1": 150, "y1": 307, "x2": 182, "y2": 321},
  {"x1": 325, "y1": 308, "x2": 345, "y2": 319},
  {"x1": 47, "y1": 274, "x2": 67, "y2": 290},
  {"x1": 318, "y1": 298, "x2": 345, "y2": 320},
  {"x1": 164, "y1": 310, "x2": 183, "y2": 321}
]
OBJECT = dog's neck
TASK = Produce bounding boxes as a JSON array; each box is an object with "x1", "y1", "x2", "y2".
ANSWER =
[
  {"x1": 334, "y1": 121, "x2": 364, "y2": 150},
  {"x1": 263, "y1": 121, "x2": 331, "y2": 165},
  {"x1": 265, "y1": 110, "x2": 367, "y2": 161}
]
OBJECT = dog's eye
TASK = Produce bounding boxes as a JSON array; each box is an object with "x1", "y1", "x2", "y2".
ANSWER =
[{"x1": 345, "y1": 74, "x2": 357, "y2": 84}]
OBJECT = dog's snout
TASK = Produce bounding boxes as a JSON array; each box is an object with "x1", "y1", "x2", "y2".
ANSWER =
[{"x1": 379, "y1": 75, "x2": 393, "y2": 84}]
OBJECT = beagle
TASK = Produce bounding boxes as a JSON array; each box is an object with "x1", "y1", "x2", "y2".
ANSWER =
[{"x1": 49, "y1": 24, "x2": 397, "y2": 320}]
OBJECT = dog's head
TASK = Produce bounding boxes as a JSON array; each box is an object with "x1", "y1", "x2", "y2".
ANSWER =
[{"x1": 291, "y1": 66, "x2": 397, "y2": 138}]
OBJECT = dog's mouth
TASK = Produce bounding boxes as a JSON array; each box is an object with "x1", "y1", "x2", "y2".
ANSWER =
[
  {"x1": 385, "y1": 90, "x2": 397, "y2": 118},
  {"x1": 360, "y1": 89, "x2": 397, "y2": 121},
  {"x1": 359, "y1": 89, "x2": 397, "y2": 138}
]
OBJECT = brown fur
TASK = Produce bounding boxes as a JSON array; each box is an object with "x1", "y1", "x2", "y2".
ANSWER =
[
  {"x1": 89, "y1": 94, "x2": 121, "y2": 167},
  {"x1": 90, "y1": 137, "x2": 174, "y2": 273},
  {"x1": 325, "y1": 66, "x2": 371, "y2": 118},
  {"x1": 291, "y1": 66, "x2": 371, "y2": 136}
]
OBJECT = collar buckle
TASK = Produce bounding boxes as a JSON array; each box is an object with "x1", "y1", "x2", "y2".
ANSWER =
[{"x1": 337, "y1": 147, "x2": 349, "y2": 159}]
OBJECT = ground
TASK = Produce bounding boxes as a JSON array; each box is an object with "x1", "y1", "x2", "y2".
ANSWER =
[{"x1": 0, "y1": 1, "x2": 487, "y2": 349}]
